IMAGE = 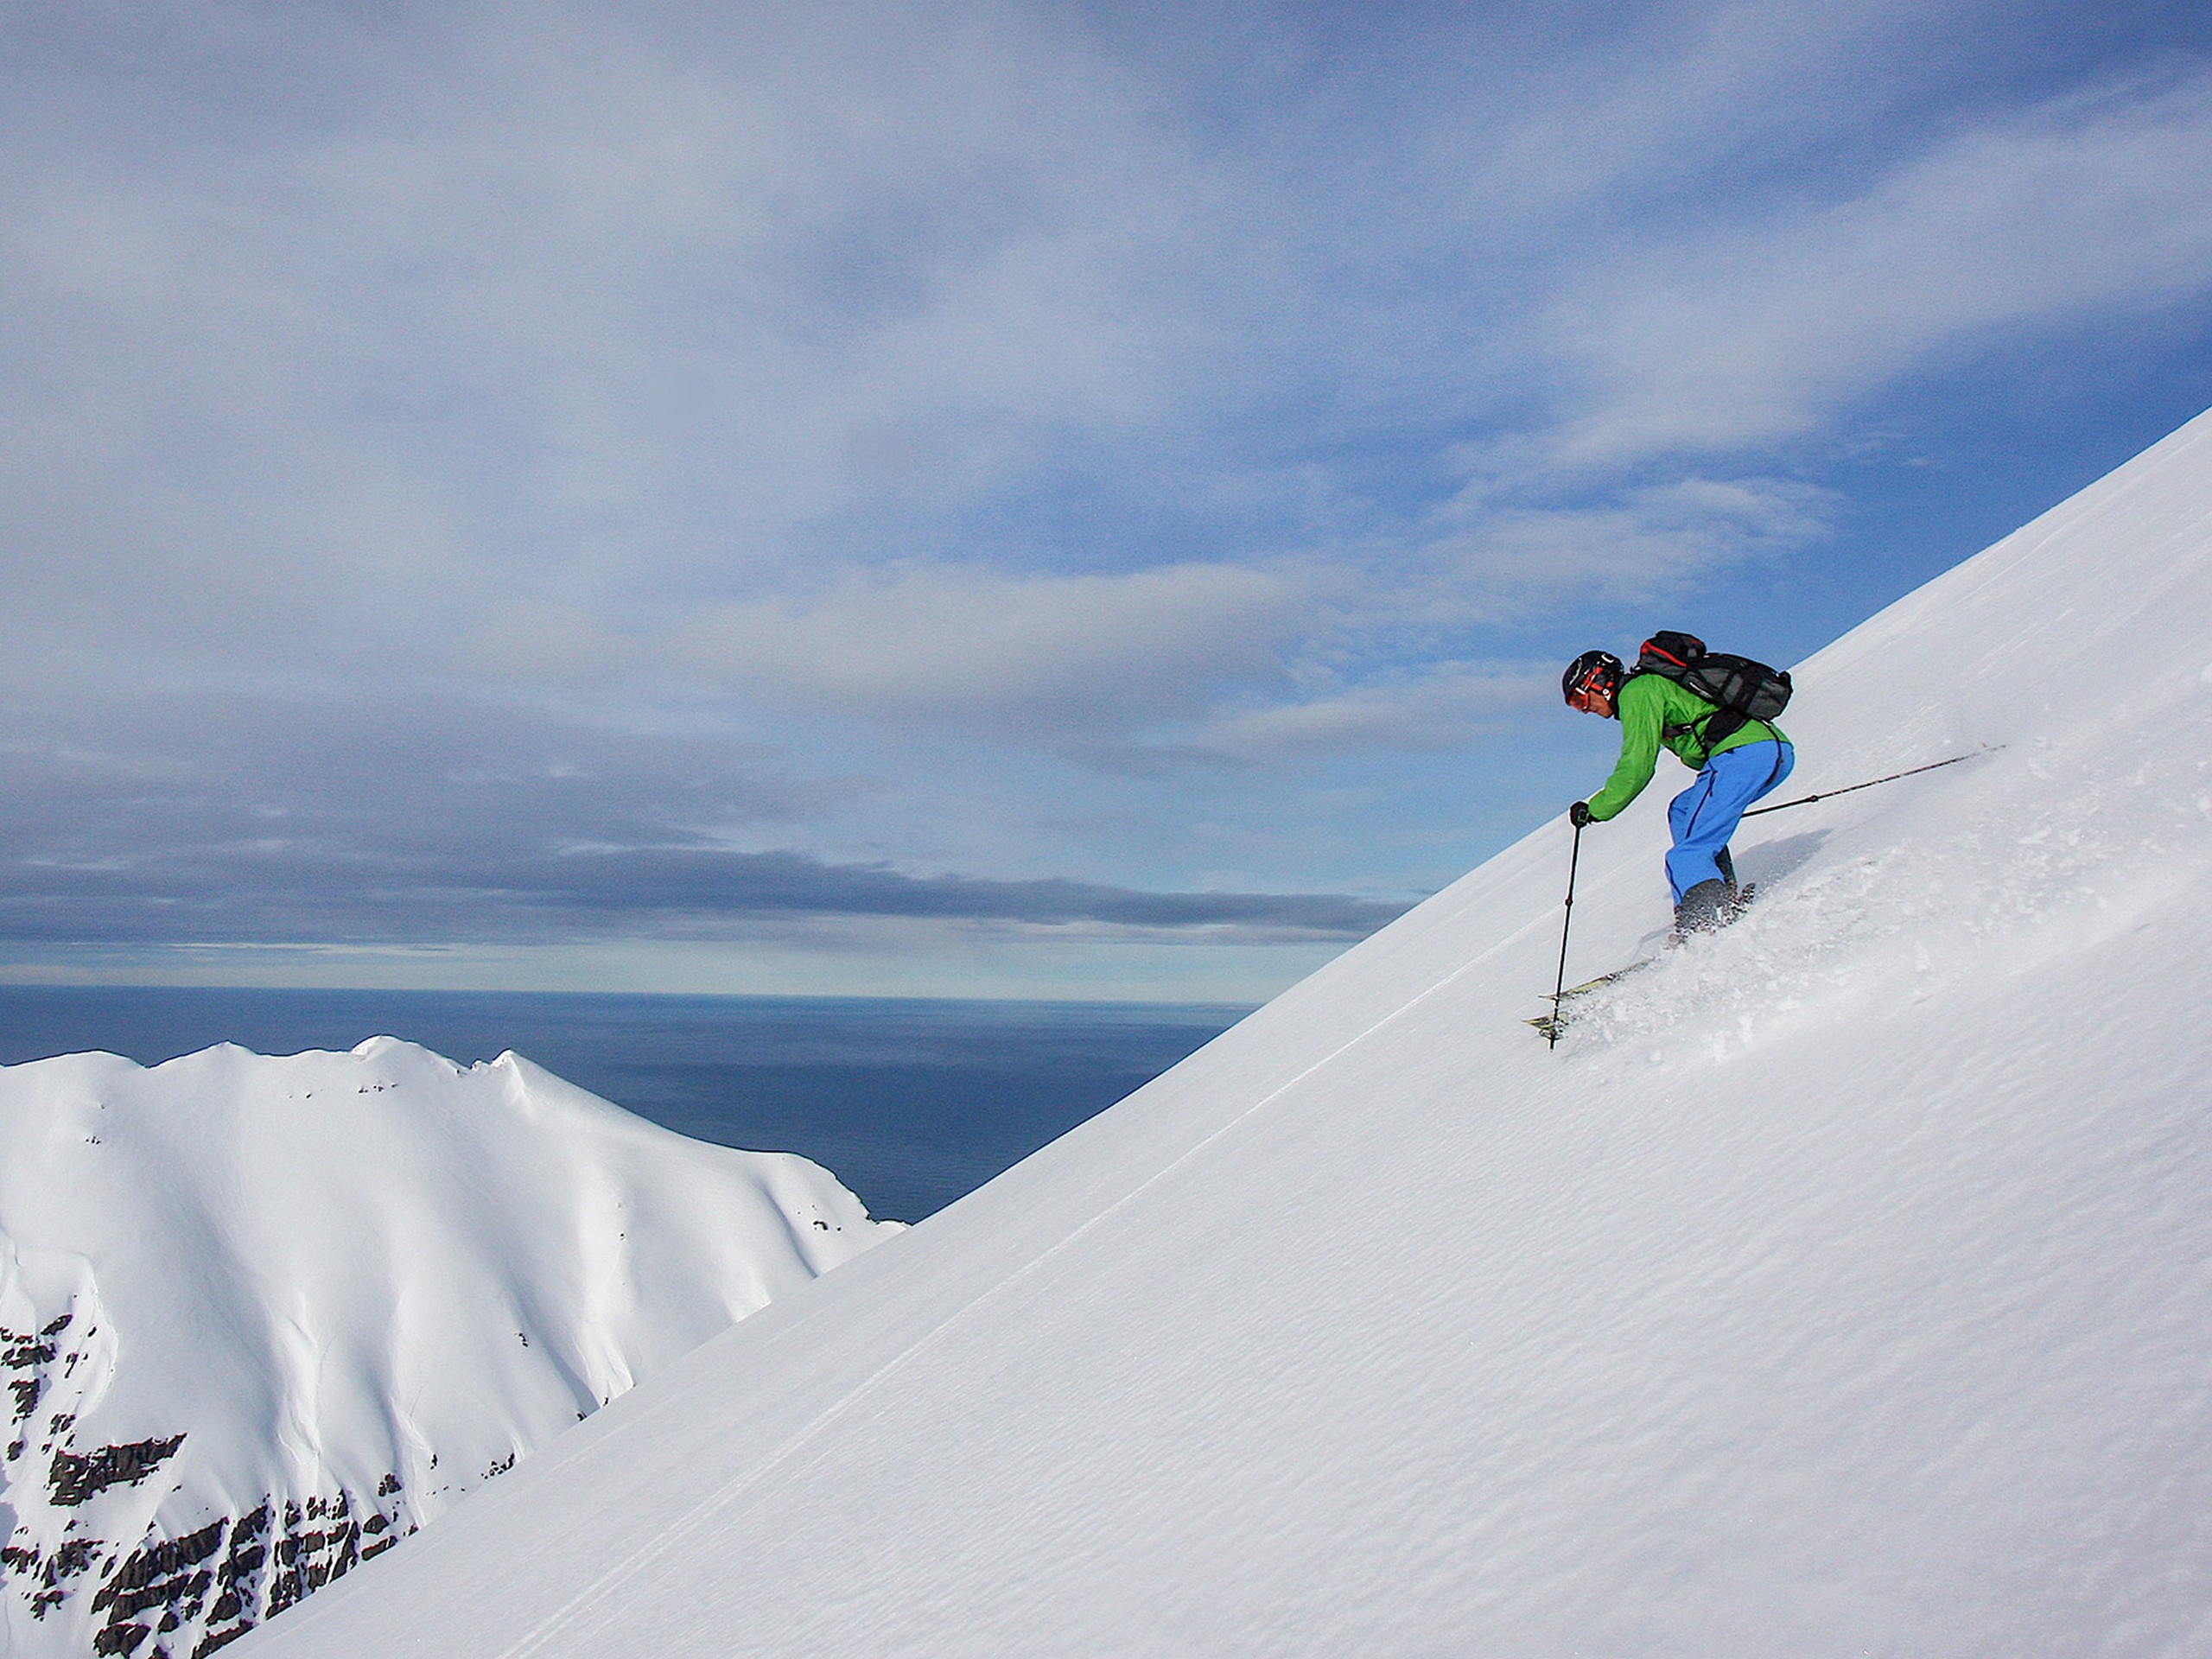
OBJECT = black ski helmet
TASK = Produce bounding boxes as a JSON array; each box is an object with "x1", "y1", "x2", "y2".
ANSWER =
[{"x1": 1562, "y1": 649, "x2": 1624, "y2": 709}]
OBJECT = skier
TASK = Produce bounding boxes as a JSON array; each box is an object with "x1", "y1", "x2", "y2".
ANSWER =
[{"x1": 1562, "y1": 645, "x2": 1795, "y2": 933}]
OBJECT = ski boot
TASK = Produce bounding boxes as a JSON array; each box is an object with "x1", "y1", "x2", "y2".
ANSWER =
[{"x1": 1674, "y1": 879, "x2": 1737, "y2": 936}]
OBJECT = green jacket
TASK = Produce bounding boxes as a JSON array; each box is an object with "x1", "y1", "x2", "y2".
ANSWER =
[{"x1": 1586, "y1": 672, "x2": 1789, "y2": 821}]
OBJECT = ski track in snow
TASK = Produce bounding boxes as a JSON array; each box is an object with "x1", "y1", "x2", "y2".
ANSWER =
[{"x1": 493, "y1": 902, "x2": 1563, "y2": 1659}]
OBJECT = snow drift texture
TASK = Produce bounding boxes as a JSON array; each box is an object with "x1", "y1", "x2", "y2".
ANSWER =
[
  {"x1": 0, "y1": 1039, "x2": 898, "y2": 1659},
  {"x1": 260, "y1": 407, "x2": 2212, "y2": 1657}
]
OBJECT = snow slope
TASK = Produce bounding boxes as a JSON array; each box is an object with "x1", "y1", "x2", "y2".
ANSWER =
[
  {"x1": 252, "y1": 407, "x2": 2212, "y2": 1657},
  {"x1": 0, "y1": 1040, "x2": 899, "y2": 1659}
]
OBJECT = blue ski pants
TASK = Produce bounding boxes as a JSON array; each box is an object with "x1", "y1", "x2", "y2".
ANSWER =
[{"x1": 1666, "y1": 740, "x2": 1795, "y2": 904}]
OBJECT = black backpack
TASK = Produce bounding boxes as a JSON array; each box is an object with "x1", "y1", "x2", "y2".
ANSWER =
[{"x1": 1632, "y1": 632, "x2": 1791, "y2": 747}]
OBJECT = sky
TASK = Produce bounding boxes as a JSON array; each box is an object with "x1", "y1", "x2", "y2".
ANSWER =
[{"x1": 2, "y1": 0, "x2": 2209, "y2": 1001}]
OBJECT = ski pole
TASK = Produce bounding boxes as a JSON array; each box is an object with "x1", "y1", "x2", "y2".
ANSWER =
[
  {"x1": 1547, "y1": 819, "x2": 1583, "y2": 1051},
  {"x1": 1741, "y1": 747, "x2": 2000, "y2": 819}
]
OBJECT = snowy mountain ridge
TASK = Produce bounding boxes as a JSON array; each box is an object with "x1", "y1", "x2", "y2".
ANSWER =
[
  {"x1": 0, "y1": 1038, "x2": 899, "y2": 1659},
  {"x1": 239, "y1": 405, "x2": 2212, "y2": 1657}
]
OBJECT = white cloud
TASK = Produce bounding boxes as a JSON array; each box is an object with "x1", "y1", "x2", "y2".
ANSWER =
[
  {"x1": 0, "y1": 1, "x2": 1233, "y2": 690},
  {"x1": 672, "y1": 560, "x2": 1317, "y2": 734},
  {"x1": 1448, "y1": 0, "x2": 1968, "y2": 221},
  {"x1": 1544, "y1": 71, "x2": 2212, "y2": 465},
  {"x1": 6, "y1": 2, "x2": 2198, "y2": 695},
  {"x1": 1188, "y1": 664, "x2": 1553, "y2": 759},
  {"x1": 1410, "y1": 473, "x2": 1838, "y2": 617}
]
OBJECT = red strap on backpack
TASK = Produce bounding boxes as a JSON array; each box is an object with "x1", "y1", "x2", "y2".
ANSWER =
[{"x1": 1637, "y1": 632, "x2": 1706, "y2": 671}]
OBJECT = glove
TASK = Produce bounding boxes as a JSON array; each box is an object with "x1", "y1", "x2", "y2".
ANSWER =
[{"x1": 1569, "y1": 801, "x2": 1593, "y2": 828}]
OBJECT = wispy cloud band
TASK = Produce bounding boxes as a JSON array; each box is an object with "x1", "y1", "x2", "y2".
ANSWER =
[{"x1": 0, "y1": 695, "x2": 1403, "y2": 946}]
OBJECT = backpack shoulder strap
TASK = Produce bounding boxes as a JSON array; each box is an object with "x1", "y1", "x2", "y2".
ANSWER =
[{"x1": 1625, "y1": 666, "x2": 1719, "y2": 747}]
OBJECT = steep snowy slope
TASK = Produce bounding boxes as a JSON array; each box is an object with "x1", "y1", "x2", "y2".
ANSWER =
[
  {"x1": 251, "y1": 407, "x2": 2212, "y2": 1658},
  {"x1": 0, "y1": 1040, "x2": 899, "y2": 1659}
]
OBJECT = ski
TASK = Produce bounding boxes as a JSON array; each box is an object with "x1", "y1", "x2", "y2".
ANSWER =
[
  {"x1": 1526, "y1": 961, "x2": 1652, "y2": 1039},
  {"x1": 1529, "y1": 884, "x2": 1758, "y2": 1038}
]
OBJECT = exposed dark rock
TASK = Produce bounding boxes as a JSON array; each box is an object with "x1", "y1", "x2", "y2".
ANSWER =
[
  {"x1": 96, "y1": 1565, "x2": 217, "y2": 1626},
  {"x1": 34, "y1": 1470, "x2": 414, "y2": 1655},
  {"x1": 2, "y1": 1332, "x2": 59, "y2": 1369},
  {"x1": 94, "y1": 1519, "x2": 226, "y2": 1610},
  {"x1": 42, "y1": 1535, "x2": 99, "y2": 1586},
  {"x1": 50, "y1": 1435, "x2": 188, "y2": 1505}
]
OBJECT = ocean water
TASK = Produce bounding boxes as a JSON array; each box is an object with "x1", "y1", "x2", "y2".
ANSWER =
[{"x1": 0, "y1": 987, "x2": 1249, "y2": 1222}]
